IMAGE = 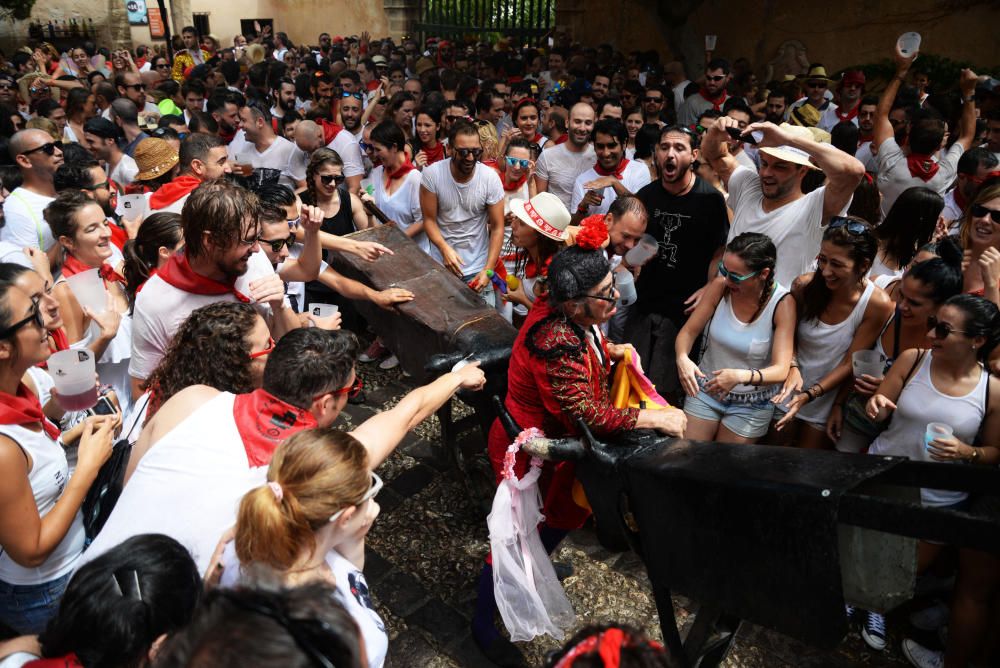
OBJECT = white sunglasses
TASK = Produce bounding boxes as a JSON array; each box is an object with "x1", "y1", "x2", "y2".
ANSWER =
[{"x1": 329, "y1": 471, "x2": 383, "y2": 524}]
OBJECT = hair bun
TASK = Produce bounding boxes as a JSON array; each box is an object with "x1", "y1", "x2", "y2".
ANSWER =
[{"x1": 935, "y1": 235, "x2": 963, "y2": 269}]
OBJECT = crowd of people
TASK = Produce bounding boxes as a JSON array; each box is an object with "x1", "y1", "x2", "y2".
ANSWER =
[{"x1": 0, "y1": 20, "x2": 997, "y2": 668}]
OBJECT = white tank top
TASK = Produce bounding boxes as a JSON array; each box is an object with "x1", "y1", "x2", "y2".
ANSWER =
[
  {"x1": 796, "y1": 280, "x2": 876, "y2": 425},
  {"x1": 0, "y1": 424, "x2": 85, "y2": 584},
  {"x1": 870, "y1": 353, "x2": 988, "y2": 506},
  {"x1": 699, "y1": 283, "x2": 789, "y2": 402},
  {"x1": 77, "y1": 392, "x2": 266, "y2": 575}
]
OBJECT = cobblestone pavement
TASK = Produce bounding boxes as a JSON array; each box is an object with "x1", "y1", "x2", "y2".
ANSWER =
[{"x1": 343, "y1": 363, "x2": 921, "y2": 668}]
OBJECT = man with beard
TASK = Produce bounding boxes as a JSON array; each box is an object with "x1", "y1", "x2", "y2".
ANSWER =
[
  {"x1": 149, "y1": 133, "x2": 231, "y2": 214},
  {"x1": 421, "y1": 121, "x2": 505, "y2": 306},
  {"x1": 270, "y1": 77, "x2": 298, "y2": 125},
  {"x1": 130, "y1": 179, "x2": 299, "y2": 389},
  {"x1": 289, "y1": 119, "x2": 365, "y2": 195},
  {"x1": 788, "y1": 64, "x2": 833, "y2": 128},
  {"x1": 181, "y1": 79, "x2": 206, "y2": 127},
  {"x1": 171, "y1": 26, "x2": 208, "y2": 82},
  {"x1": 339, "y1": 91, "x2": 364, "y2": 139},
  {"x1": 678, "y1": 59, "x2": 731, "y2": 127},
  {"x1": 536, "y1": 102, "x2": 596, "y2": 210},
  {"x1": 53, "y1": 159, "x2": 115, "y2": 220},
  {"x1": 819, "y1": 70, "x2": 866, "y2": 132},
  {"x1": 703, "y1": 118, "x2": 865, "y2": 287},
  {"x1": 570, "y1": 118, "x2": 652, "y2": 222},
  {"x1": 84, "y1": 116, "x2": 138, "y2": 187},
  {"x1": 115, "y1": 71, "x2": 158, "y2": 115},
  {"x1": 307, "y1": 71, "x2": 336, "y2": 114},
  {"x1": 208, "y1": 91, "x2": 243, "y2": 144},
  {"x1": 228, "y1": 101, "x2": 301, "y2": 189},
  {"x1": 3, "y1": 129, "x2": 64, "y2": 266},
  {"x1": 641, "y1": 85, "x2": 668, "y2": 126},
  {"x1": 764, "y1": 90, "x2": 789, "y2": 125},
  {"x1": 625, "y1": 125, "x2": 728, "y2": 402},
  {"x1": 854, "y1": 96, "x2": 879, "y2": 173}
]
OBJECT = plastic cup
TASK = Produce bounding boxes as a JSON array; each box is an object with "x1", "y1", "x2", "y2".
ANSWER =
[
  {"x1": 234, "y1": 254, "x2": 276, "y2": 301},
  {"x1": 65, "y1": 268, "x2": 108, "y2": 315},
  {"x1": 624, "y1": 234, "x2": 658, "y2": 267},
  {"x1": 616, "y1": 269, "x2": 637, "y2": 307},
  {"x1": 116, "y1": 193, "x2": 147, "y2": 219},
  {"x1": 705, "y1": 35, "x2": 718, "y2": 51},
  {"x1": 49, "y1": 349, "x2": 97, "y2": 411},
  {"x1": 852, "y1": 350, "x2": 885, "y2": 379},
  {"x1": 897, "y1": 32, "x2": 921, "y2": 56},
  {"x1": 311, "y1": 303, "x2": 339, "y2": 318},
  {"x1": 925, "y1": 422, "x2": 953, "y2": 451}
]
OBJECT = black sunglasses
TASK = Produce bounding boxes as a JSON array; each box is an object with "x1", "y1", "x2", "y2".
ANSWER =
[
  {"x1": 453, "y1": 147, "x2": 483, "y2": 159},
  {"x1": 81, "y1": 180, "x2": 110, "y2": 191},
  {"x1": 123, "y1": 83, "x2": 146, "y2": 91},
  {"x1": 642, "y1": 96, "x2": 664, "y2": 104},
  {"x1": 927, "y1": 315, "x2": 969, "y2": 339},
  {"x1": 828, "y1": 216, "x2": 870, "y2": 236},
  {"x1": 0, "y1": 83, "x2": 14, "y2": 91},
  {"x1": 155, "y1": 63, "x2": 171, "y2": 69},
  {"x1": 0, "y1": 297, "x2": 43, "y2": 339},
  {"x1": 806, "y1": 81, "x2": 828, "y2": 88},
  {"x1": 260, "y1": 233, "x2": 296, "y2": 253},
  {"x1": 705, "y1": 75, "x2": 726, "y2": 82},
  {"x1": 971, "y1": 203, "x2": 1000, "y2": 224},
  {"x1": 20, "y1": 140, "x2": 62, "y2": 157},
  {"x1": 319, "y1": 173, "x2": 345, "y2": 186},
  {"x1": 584, "y1": 274, "x2": 617, "y2": 304}
]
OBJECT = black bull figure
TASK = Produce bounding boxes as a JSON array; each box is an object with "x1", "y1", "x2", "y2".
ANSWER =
[{"x1": 330, "y1": 225, "x2": 1000, "y2": 667}]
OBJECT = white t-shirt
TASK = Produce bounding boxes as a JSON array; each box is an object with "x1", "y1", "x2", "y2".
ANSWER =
[
  {"x1": 1, "y1": 187, "x2": 55, "y2": 251},
  {"x1": 280, "y1": 243, "x2": 328, "y2": 313},
  {"x1": 109, "y1": 154, "x2": 139, "y2": 187},
  {"x1": 372, "y1": 166, "x2": 428, "y2": 252},
  {"x1": 855, "y1": 141, "x2": 878, "y2": 174},
  {"x1": 328, "y1": 131, "x2": 365, "y2": 178},
  {"x1": 420, "y1": 160, "x2": 504, "y2": 276},
  {"x1": 535, "y1": 143, "x2": 596, "y2": 210},
  {"x1": 875, "y1": 138, "x2": 963, "y2": 218},
  {"x1": 226, "y1": 132, "x2": 300, "y2": 188},
  {"x1": 818, "y1": 104, "x2": 861, "y2": 133},
  {"x1": 727, "y1": 165, "x2": 836, "y2": 288},
  {"x1": 569, "y1": 160, "x2": 652, "y2": 216},
  {"x1": 0, "y1": 241, "x2": 32, "y2": 267}
]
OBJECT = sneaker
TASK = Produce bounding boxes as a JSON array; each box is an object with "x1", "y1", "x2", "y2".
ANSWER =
[
  {"x1": 862, "y1": 610, "x2": 887, "y2": 651},
  {"x1": 902, "y1": 638, "x2": 943, "y2": 668},
  {"x1": 910, "y1": 600, "x2": 949, "y2": 632},
  {"x1": 378, "y1": 354, "x2": 399, "y2": 370},
  {"x1": 359, "y1": 339, "x2": 388, "y2": 363}
]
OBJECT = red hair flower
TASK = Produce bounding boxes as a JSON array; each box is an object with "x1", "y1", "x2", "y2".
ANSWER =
[{"x1": 576, "y1": 214, "x2": 609, "y2": 251}]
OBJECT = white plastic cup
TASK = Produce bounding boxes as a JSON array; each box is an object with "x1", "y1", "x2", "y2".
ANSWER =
[
  {"x1": 116, "y1": 193, "x2": 147, "y2": 219},
  {"x1": 65, "y1": 268, "x2": 108, "y2": 315},
  {"x1": 234, "y1": 254, "x2": 276, "y2": 301},
  {"x1": 616, "y1": 269, "x2": 637, "y2": 307},
  {"x1": 624, "y1": 234, "x2": 658, "y2": 267},
  {"x1": 925, "y1": 422, "x2": 953, "y2": 451},
  {"x1": 49, "y1": 349, "x2": 97, "y2": 411},
  {"x1": 852, "y1": 350, "x2": 885, "y2": 379},
  {"x1": 897, "y1": 32, "x2": 921, "y2": 57},
  {"x1": 705, "y1": 35, "x2": 718, "y2": 51},
  {"x1": 311, "y1": 303, "x2": 339, "y2": 318}
]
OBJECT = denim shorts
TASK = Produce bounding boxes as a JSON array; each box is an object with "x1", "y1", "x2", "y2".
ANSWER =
[
  {"x1": 0, "y1": 571, "x2": 72, "y2": 635},
  {"x1": 684, "y1": 389, "x2": 776, "y2": 439}
]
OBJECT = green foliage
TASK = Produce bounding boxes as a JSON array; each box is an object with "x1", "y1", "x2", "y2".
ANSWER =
[
  {"x1": 840, "y1": 53, "x2": 999, "y2": 94},
  {"x1": 0, "y1": 0, "x2": 36, "y2": 21}
]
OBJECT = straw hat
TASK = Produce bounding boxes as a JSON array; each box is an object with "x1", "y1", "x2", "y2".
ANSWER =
[
  {"x1": 758, "y1": 123, "x2": 818, "y2": 169},
  {"x1": 414, "y1": 56, "x2": 436, "y2": 76},
  {"x1": 510, "y1": 192, "x2": 571, "y2": 241},
  {"x1": 134, "y1": 138, "x2": 179, "y2": 181},
  {"x1": 799, "y1": 64, "x2": 834, "y2": 83}
]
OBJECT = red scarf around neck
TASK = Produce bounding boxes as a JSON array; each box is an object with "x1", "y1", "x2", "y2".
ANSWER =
[
  {"x1": 0, "y1": 383, "x2": 60, "y2": 440},
  {"x1": 148, "y1": 175, "x2": 201, "y2": 210},
  {"x1": 318, "y1": 119, "x2": 344, "y2": 145},
  {"x1": 157, "y1": 251, "x2": 250, "y2": 303},
  {"x1": 906, "y1": 153, "x2": 940, "y2": 182},
  {"x1": 553, "y1": 133, "x2": 569, "y2": 145},
  {"x1": 858, "y1": 133, "x2": 874, "y2": 145},
  {"x1": 530, "y1": 132, "x2": 544, "y2": 144},
  {"x1": 62, "y1": 254, "x2": 126, "y2": 284},
  {"x1": 502, "y1": 171, "x2": 528, "y2": 193},
  {"x1": 232, "y1": 389, "x2": 318, "y2": 467},
  {"x1": 594, "y1": 157, "x2": 629, "y2": 180},
  {"x1": 49, "y1": 328, "x2": 69, "y2": 353},
  {"x1": 384, "y1": 159, "x2": 416, "y2": 188},
  {"x1": 698, "y1": 88, "x2": 727, "y2": 111},
  {"x1": 836, "y1": 101, "x2": 860, "y2": 123},
  {"x1": 421, "y1": 142, "x2": 445, "y2": 165}
]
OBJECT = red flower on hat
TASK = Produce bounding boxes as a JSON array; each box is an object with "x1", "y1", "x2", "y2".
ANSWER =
[{"x1": 576, "y1": 214, "x2": 609, "y2": 251}]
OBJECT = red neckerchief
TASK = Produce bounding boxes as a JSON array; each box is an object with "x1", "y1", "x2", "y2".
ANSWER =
[
  {"x1": 218, "y1": 127, "x2": 237, "y2": 145},
  {"x1": 24, "y1": 654, "x2": 83, "y2": 668},
  {"x1": 554, "y1": 133, "x2": 569, "y2": 145},
  {"x1": 698, "y1": 88, "x2": 728, "y2": 111},
  {"x1": 906, "y1": 153, "x2": 940, "y2": 182},
  {"x1": 954, "y1": 186, "x2": 969, "y2": 212},
  {"x1": 157, "y1": 251, "x2": 250, "y2": 303},
  {"x1": 108, "y1": 220, "x2": 128, "y2": 252},
  {"x1": 318, "y1": 118, "x2": 344, "y2": 144},
  {"x1": 61, "y1": 254, "x2": 126, "y2": 284},
  {"x1": 49, "y1": 328, "x2": 69, "y2": 353},
  {"x1": 501, "y1": 170, "x2": 528, "y2": 193},
  {"x1": 530, "y1": 132, "x2": 544, "y2": 144},
  {"x1": 594, "y1": 157, "x2": 629, "y2": 180},
  {"x1": 421, "y1": 142, "x2": 445, "y2": 165},
  {"x1": 232, "y1": 389, "x2": 318, "y2": 467},
  {"x1": 858, "y1": 133, "x2": 874, "y2": 145},
  {"x1": 148, "y1": 175, "x2": 201, "y2": 210},
  {"x1": 836, "y1": 101, "x2": 860, "y2": 123},
  {"x1": 384, "y1": 158, "x2": 416, "y2": 189},
  {"x1": 524, "y1": 255, "x2": 552, "y2": 279},
  {"x1": 0, "y1": 383, "x2": 60, "y2": 440}
]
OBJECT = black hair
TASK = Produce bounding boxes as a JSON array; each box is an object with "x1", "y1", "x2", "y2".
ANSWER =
[
  {"x1": 0, "y1": 263, "x2": 33, "y2": 347},
  {"x1": 846, "y1": 176, "x2": 881, "y2": 225},
  {"x1": 37, "y1": 534, "x2": 200, "y2": 668},
  {"x1": 596, "y1": 97, "x2": 623, "y2": 118},
  {"x1": 830, "y1": 120, "x2": 860, "y2": 156},
  {"x1": 53, "y1": 160, "x2": 100, "y2": 193},
  {"x1": 706, "y1": 58, "x2": 731, "y2": 74},
  {"x1": 447, "y1": 119, "x2": 480, "y2": 146},
  {"x1": 721, "y1": 97, "x2": 752, "y2": 118},
  {"x1": 370, "y1": 119, "x2": 407, "y2": 151},
  {"x1": 800, "y1": 217, "x2": 878, "y2": 322},
  {"x1": 157, "y1": 114, "x2": 184, "y2": 129},
  {"x1": 64, "y1": 87, "x2": 91, "y2": 120},
  {"x1": 123, "y1": 212, "x2": 183, "y2": 312},
  {"x1": 546, "y1": 245, "x2": 611, "y2": 307},
  {"x1": 907, "y1": 236, "x2": 963, "y2": 305},
  {"x1": 263, "y1": 328, "x2": 359, "y2": 408},
  {"x1": 634, "y1": 123, "x2": 662, "y2": 160},
  {"x1": 179, "y1": 132, "x2": 224, "y2": 171},
  {"x1": 181, "y1": 78, "x2": 206, "y2": 98},
  {"x1": 0, "y1": 164, "x2": 23, "y2": 194},
  {"x1": 875, "y1": 187, "x2": 944, "y2": 268},
  {"x1": 592, "y1": 117, "x2": 627, "y2": 146},
  {"x1": 908, "y1": 108, "x2": 946, "y2": 155},
  {"x1": 188, "y1": 110, "x2": 218, "y2": 134},
  {"x1": 505, "y1": 136, "x2": 539, "y2": 159},
  {"x1": 860, "y1": 95, "x2": 878, "y2": 107},
  {"x1": 207, "y1": 90, "x2": 245, "y2": 116},
  {"x1": 726, "y1": 232, "x2": 777, "y2": 314},
  {"x1": 658, "y1": 123, "x2": 699, "y2": 150},
  {"x1": 943, "y1": 294, "x2": 1000, "y2": 362},
  {"x1": 256, "y1": 182, "x2": 297, "y2": 209},
  {"x1": 957, "y1": 147, "x2": 999, "y2": 176}
]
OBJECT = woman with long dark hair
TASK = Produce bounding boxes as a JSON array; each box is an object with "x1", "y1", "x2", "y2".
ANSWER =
[
  {"x1": 121, "y1": 212, "x2": 183, "y2": 313},
  {"x1": 62, "y1": 87, "x2": 95, "y2": 145},
  {"x1": 412, "y1": 106, "x2": 445, "y2": 169},
  {"x1": 869, "y1": 186, "x2": 944, "y2": 281}
]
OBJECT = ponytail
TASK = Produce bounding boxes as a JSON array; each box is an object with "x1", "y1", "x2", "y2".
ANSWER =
[{"x1": 122, "y1": 212, "x2": 182, "y2": 313}]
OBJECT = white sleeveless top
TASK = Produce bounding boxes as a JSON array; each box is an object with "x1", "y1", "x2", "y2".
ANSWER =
[
  {"x1": 78, "y1": 392, "x2": 267, "y2": 575},
  {"x1": 0, "y1": 424, "x2": 85, "y2": 584},
  {"x1": 699, "y1": 283, "x2": 789, "y2": 402},
  {"x1": 870, "y1": 353, "x2": 988, "y2": 506},
  {"x1": 796, "y1": 280, "x2": 876, "y2": 425}
]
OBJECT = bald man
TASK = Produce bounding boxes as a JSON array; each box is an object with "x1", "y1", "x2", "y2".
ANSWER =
[
  {"x1": 534, "y1": 102, "x2": 596, "y2": 209},
  {"x1": 288, "y1": 119, "x2": 364, "y2": 194},
  {"x1": 3, "y1": 129, "x2": 64, "y2": 265}
]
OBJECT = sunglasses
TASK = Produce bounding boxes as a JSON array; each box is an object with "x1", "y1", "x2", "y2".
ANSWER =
[
  {"x1": 328, "y1": 471, "x2": 383, "y2": 524},
  {"x1": 505, "y1": 156, "x2": 530, "y2": 169},
  {"x1": 584, "y1": 274, "x2": 618, "y2": 304},
  {"x1": 454, "y1": 147, "x2": 483, "y2": 159},
  {"x1": 341, "y1": 91, "x2": 363, "y2": 100},
  {"x1": 971, "y1": 203, "x2": 1000, "y2": 224},
  {"x1": 330, "y1": 375, "x2": 364, "y2": 399},
  {"x1": 717, "y1": 260, "x2": 759, "y2": 283},
  {"x1": 445, "y1": 114, "x2": 467, "y2": 123},
  {"x1": 155, "y1": 62, "x2": 171, "y2": 69},
  {"x1": 927, "y1": 315, "x2": 969, "y2": 339},
  {"x1": 123, "y1": 83, "x2": 146, "y2": 91},
  {"x1": 828, "y1": 216, "x2": 869, "y2": 235},
  {"x1": 249, "y1": 336, "x2": 276, "y2": 359},
  {"x1": 82, "y1": 180, "x2": 110, "y2": 191},
  {"x1": 359, "y1": 141, "x2": 372, "y2": 152},
  {"x1": 0, "y1": 83, "x2": 13, "y2": 91},
  {"x1": 20, "y1": 140, "x2": 62, "y2": 157},
  {"x1": 0, "y1": 297, "x2": 43, "y2": 339},
  {"x1": 260, "y1": 233, "x2": 296, "y2": 253},
  {"x1": 705, "y1": 75, "x2": 726, "y2": 82},
  {"x1": 806, "y1": 81, "x2": 828, "y2": 89},
  {"x1": 318, "y1": 173, "x2": 346, "y2": 186},
  {"x1": 642, "y1": 96, "x2": 663, "y2": 104}
]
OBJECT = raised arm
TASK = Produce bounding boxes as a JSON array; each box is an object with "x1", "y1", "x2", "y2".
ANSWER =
[
  {"x1": 873, "y1": 45, "x2": 916, "y2": 150},
  {"x1": 701, "y1": 117, "x2": 742, "y2": 190},
  {"x1": 954, "y1": 68, "x2": 979, "y2": 151}
]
